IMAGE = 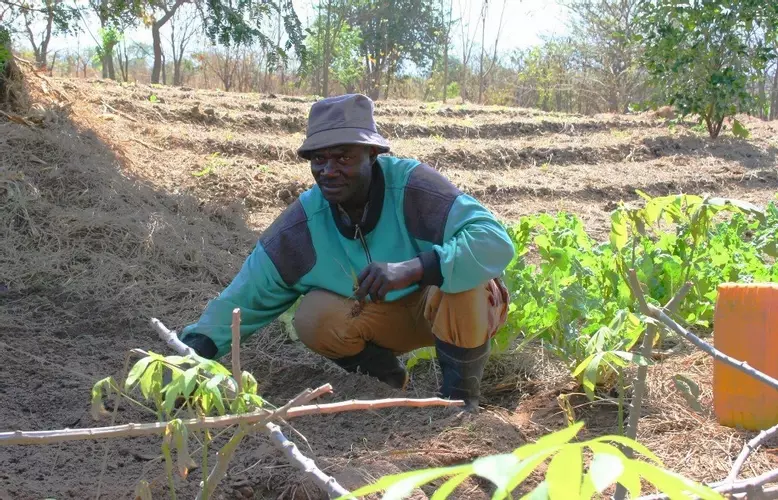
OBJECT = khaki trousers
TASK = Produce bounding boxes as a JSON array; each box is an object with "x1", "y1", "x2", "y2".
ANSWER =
[{"x1": 293, "y1": 279, "x2": 508, "y2": 359}]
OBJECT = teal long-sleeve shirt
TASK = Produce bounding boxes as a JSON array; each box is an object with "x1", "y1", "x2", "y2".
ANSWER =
[{"x1": 180, "y1": 156, "x2": 515, "y2": 358}]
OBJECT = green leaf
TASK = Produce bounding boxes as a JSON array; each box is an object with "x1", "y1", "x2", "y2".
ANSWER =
[
  {"x1": 673, "y1": 374, "x2": 703, "y2": 413},
  {"x1": 531, "y1": 422, "x2": 584, "y2": 450},
  {"x1": 732, "y1": 118, "x2": 749, "y2": 139},
  {"x1": 630, "y1": 460, "x2": 723, "y2": 499},
  {"x1": 346, "y1": 466, "x2": 469, "y2": 500},
  {"x1": 197, "y1": 359, "x2": 231, "y2": 377},
  {"x1": 590, "y1": 436, "x2": 662, "y2": 465},
  {"x1": 182, "y1": 367, "x2": 199, "y2": 400},
  {"x1": 610, "y1": 210, "x2": 629, "y2": 251},
  {"x1": 90, "y1": 377, "x2": 114, "y2": 420},
  {"x1": 205, "y1": 375, "x2": 227, "y2": 414},
  {"x1": 617, "y1": 467, "x2": 644, "y2": 499},
  {"x1": 139, "y1": 360, "x2": 161, "y2": 400},
  {"x1": 241, "y1": 371, "x2": 258, "y2": 395},
  {"x1": 472, "y1": 453, "x2": 522, "y2": 495},
  {"x1": 546, "y1": 446, "x2": 582, "y2": 499},
  {"x1": 125, "y1": 356, "x2": 152, "y2": 389},
  {"x1": 522, "y1": 481, "x2": 549, "y2": 500},
  {"x1": 588, "y1": 453, "x2": 623, "y2": 493},
  {"x1": 430, "y1": 473, "x2": 469, "y2": 499}
]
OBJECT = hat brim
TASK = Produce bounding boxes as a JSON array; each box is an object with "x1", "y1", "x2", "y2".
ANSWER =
[{"x1": 297, "y1": 127, "x2": 390, "y2": 159}]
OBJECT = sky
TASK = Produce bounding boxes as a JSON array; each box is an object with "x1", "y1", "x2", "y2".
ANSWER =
[{"x1": 37, "y1": 0, "x2": 570, "y2": 60}]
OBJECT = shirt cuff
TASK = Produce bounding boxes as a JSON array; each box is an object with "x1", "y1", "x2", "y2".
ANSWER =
[
  {"x1": 181, "y1": 333, "x2": 218, "y2": 359},
  {"x1": 418, "y1": 250, "x2": 443, "y2": 287}
]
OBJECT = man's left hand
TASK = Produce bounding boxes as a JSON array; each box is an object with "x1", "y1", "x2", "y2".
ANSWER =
[{"x1": 356, "y1": 259, "x2": 423, "y2": 302}]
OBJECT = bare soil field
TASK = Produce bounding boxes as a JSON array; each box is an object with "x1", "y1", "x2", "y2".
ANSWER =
[{"x1": 1, "y1": 69, "x2": 778, "y2": 500}]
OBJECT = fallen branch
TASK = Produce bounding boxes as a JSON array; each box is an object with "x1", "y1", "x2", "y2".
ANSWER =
[
  {"x1": 0, "y1": 384, "x2": 326, "y2": 446},
  {"x1": 150, "y1": 318, "x2": 195, "y2": 356},
  {"x1": 287, "y1": 397, "x2": 463, "y2": 418},
  {"x1": 195, "y1": 383, "x2": 324, "y2": 500},
  {"x1": 626, "y1": 270, "x2": 778, "y2": 392},
  {"x1": 129, "y1": 137, "x2": 164, "y2": 152},
  {"x1": 230, "y1": 309, "x2": 243, "y2": 394},
  {"x1": 0, "y1": 389, "x2": 465, "y2": 441},
  {"x1": 100, "y1": 99, "x2": 138, "y2": 122},
  {"x1": 636, "y1": 468, "x2": 778, "y2": 500},
  {"x1": 724, "y1": 422, "x2": 778, "y2": 485},
  {"x1": 265, "y1": 422, "x2": 351, "y2": 499}
]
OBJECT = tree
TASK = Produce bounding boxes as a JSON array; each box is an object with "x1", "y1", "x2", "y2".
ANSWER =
[
  {"x1": 89, "y1": 0, "x2": 139, "y2": 80},
  {"x1": 440, "y1": 0, "x2": 453, "y2": 102},
  {"x1": 637, "y1": 0, "x2": 778, "y2": 139},
  {"x1": 342, "y1": 0, "x2": 443, "y2": 100},
  {"x1": 166, "y1": 2, "x2": 197, "y2": 86},
  {"x1": 564, "y1": 0, "x2": 643, "y2": 113},
  {"x1": 303, "y1": 7, "x2": 363, "y2": 95},
  {"x1": 20, "y1": 0, "x2": 74, "y2": 68},
  {"x1": 141, "y1": 0, "x2": 305, "y2": 85}
]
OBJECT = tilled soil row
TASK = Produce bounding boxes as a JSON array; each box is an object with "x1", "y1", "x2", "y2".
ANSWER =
[{"x1": 93, "y1": 94, "x2": 662, "y2": 140}]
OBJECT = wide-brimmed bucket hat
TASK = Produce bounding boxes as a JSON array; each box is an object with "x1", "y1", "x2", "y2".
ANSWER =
[{"x1": 297, "y1": 94, "x2": 391, "y2": 159}]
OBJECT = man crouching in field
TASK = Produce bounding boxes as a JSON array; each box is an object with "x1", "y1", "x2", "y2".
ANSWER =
[{"x1": 179, "y1": 94, "x2": 514, "y2": 411}]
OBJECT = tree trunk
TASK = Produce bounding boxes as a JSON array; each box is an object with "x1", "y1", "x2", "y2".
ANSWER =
[
  {"x1": 174, "y1": 59, "x2": 182, "y2": 86},
  {"x1": 770, "y1": 63, "x2": 778, "y2": 121},
  {"x1": 478, "y1": 1, "x2": 486, "y2": 104},
  {"x1": 48, "y1": 52, "x2": 57, "y2": 76},
  {"x1": 322, "y1": 0, "x2": 332, "y2": 97},
  {"x1": 162, "y1": 51, "x2": 167, "y2": 85},
  {"x1": 151, "y1": 23, "x2": 164, "y2": 84}
]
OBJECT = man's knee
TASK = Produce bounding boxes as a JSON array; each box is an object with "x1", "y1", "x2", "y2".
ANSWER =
[
  {"x1": 424, "y1": 279, "x2": 508, "y2": 348},
  {"x1": 293, "y1": 289, "x2": 363, "y2": 358}
]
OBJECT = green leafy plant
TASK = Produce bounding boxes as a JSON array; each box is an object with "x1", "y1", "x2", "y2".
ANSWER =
[
  {"x1": 339, "y1": 421, "x2": 723, "y2": 499},
  {"x1": 493, "y1": 193, "x2": 777, "y2": 400},
  {"x1": 91, "y1": 351, "x2": 263, "y2": 498}
]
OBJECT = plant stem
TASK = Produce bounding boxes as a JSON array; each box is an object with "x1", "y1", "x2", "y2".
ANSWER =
[
  {"x1": 201, "y1": 429, "x2": 210, "y2": 500},
  {"x1": 614, "y1": 279, "x2": 692, "y2": 500},
  {"x1": 195, "y1": 426, "x2": 245, "y2": 500},
  {"x1": 162, "y1": 439, "x2": 177, "y2": 500},
  {"x1": 617, "y1": 368, "x2": 624, "y2": 436}
]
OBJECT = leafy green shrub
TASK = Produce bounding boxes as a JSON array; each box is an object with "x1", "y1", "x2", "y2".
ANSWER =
[{"x1": 496, "y1": 193, "x2": 777, "y2": 396}]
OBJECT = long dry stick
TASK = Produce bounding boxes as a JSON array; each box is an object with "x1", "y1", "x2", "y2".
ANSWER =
[
  {"x1": 614, "y1": 281, "x2": 691, "y2": 500},
  {"x1": 626, "y1": 270, "x2": 778, "y2": 500},
  {"x1": 637, "y1": 469, "x2": 778, "y2": 500},
  {"x1": 265, "y1": 422, "x2": 351, "y2": 499},
  {"x1": 626, "y1": 270, "x2": 778, "y2": 392},
  {"x1": 196, "y1": 385, "x2": 325, "y2": 500},
  {"x1": 231, "y1": 308, "x2": 243, "y2": 394},
  {"x1": 724, "y1": 422, "x2": 778, "y2": 485},
  {"x1": 195, "y1": 310, "x2": 350, "y2": 500}
]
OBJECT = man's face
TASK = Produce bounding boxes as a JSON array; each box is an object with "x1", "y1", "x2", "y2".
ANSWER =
[{"x1": 310, "y1": 144, "x2": 375, "y2": 205}]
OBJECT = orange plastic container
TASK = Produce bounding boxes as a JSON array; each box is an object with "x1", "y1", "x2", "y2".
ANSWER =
[{"x1": 713, "y1": 283, "x2": 778, "y2": 430}]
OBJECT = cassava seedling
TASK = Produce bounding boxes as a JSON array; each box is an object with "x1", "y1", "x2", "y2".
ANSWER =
[{"x1": 91, "y1": 351, "x2": 264, "y2": 499}]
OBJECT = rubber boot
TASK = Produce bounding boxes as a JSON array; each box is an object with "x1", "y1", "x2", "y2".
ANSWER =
[
  {"x1": 330, "y1": 341, "x2": 408, "y2": 389},
  {"x1": 435, "y1": 337, "x2": 490, "y2": 412}
]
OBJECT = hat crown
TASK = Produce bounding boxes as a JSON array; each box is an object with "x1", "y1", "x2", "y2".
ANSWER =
[{"x1": 306, "y1": 94, "x2": 378, "y2": 137}]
